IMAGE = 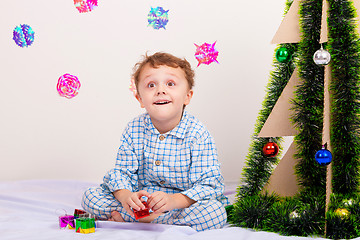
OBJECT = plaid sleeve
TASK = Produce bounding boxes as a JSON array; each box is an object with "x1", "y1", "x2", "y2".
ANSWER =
[
  {"x1": 103, "y1": 124, "x2": 139, "y2": 193},
  {"x1": 181, "y1": 132, "x2": 225, "y2": 202}
]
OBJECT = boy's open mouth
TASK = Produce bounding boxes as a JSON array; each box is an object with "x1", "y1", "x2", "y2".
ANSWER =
[{"x1": 154, "y1": 100, "x2": 171, "y2": 105}]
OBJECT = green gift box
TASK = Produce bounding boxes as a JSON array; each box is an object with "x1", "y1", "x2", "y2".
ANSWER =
[{"x1": 75, "y1": 217, "x2": 95, "y2": 234}]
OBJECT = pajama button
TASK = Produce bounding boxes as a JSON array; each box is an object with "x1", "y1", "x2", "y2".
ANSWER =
[
  {"x1": 155, "y1": 160, "x2": 161, "y2": 166},
  {"x1": 160, "y1": 180, "x2": 165, "y2": 184},
  {"x1": 159, "y1": 135, "x2": 165, "y2": 141}
]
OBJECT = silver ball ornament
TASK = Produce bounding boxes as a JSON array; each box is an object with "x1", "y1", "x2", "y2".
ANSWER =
[{"x1": 313, "y1": 47, "x2": 331, "y2": 66}]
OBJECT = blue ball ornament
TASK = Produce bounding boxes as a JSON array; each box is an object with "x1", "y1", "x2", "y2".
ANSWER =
[{"x1": 315, "y1": 148, "x2": 332, "y2": 166}]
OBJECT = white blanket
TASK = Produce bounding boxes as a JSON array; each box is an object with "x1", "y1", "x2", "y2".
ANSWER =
[{"x1": 0, "y1": 180, "x2": 330, "y2": 240}]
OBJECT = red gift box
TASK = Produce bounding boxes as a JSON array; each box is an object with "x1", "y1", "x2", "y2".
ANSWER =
[
  {"x1": 133, "y1": 201, "x2": 150, "y2": 220},
  {"x1": 74, "y1": 209, "x2": 86, "y2": 218}
]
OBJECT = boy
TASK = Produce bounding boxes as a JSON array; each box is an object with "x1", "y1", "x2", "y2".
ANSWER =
[{"x1": 81, "y1": 52, "x2": 228, "y2": 231}]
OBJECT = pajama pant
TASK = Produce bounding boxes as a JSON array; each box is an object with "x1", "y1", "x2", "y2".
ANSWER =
[{"x1": 81, "y1": 186, "x2": 227, "y2": 231}]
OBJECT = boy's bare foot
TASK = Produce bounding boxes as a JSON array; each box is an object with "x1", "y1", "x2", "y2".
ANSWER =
[{"x1": 109, "y1": 211, "x2": 125, "y2": 222}]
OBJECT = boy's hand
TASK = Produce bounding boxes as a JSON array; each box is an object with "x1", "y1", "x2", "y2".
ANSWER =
[
  {"x1": 147, "y1": 191, "x2": 175, "y2": 213},
  {"x1": 148, "y1": 192, "x2": 196, "y2": 214},
  {"x1": 113, "y1": 189, "x2": 150, "y2": 217}
]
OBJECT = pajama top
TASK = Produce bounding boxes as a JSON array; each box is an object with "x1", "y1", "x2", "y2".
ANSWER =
[{"x1": 102, "y1": 111, "x2": 228, "y2": 205}]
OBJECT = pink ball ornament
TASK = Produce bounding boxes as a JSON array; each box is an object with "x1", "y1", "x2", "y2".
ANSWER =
[{"x1": 57, "y1": 73, "x2": 81, "y2": 99}]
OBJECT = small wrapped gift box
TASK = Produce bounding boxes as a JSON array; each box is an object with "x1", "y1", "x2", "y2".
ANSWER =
[
  {"x1": 59, "y1": 215, "x2": 75, "y2": 229},
  {"x1": 74, "y1": 209, "x2": 86, "y2": 219},
  {"x1": 133, "y1": 201, "x2": 150, "y2": 220},
  {"x1": 75, "y1": 217, "x2": 96, "y2": 234}
]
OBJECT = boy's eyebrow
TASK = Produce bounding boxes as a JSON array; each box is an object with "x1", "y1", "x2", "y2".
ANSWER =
[
  {"x1": 142, "y1": 72, "x2": 180, "y2": 80},
  {"x1": 142, "y1": 73, "x2": 158, "y2": 81},
  {"x1": 142, "y1": 74, "x2": 152, "y2": 79},
  {"x1": 168, "y1": 73, "x2": 180, "y2": 78}
]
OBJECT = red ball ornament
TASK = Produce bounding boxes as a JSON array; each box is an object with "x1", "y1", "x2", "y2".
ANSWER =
[{"x1": 263, "y1": 142, "x2": 279, "y2": 157}]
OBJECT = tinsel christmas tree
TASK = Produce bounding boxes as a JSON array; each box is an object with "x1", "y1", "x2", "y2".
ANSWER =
[{"x1": 229, "y1": 0, "x2": 360, "y2": 238}]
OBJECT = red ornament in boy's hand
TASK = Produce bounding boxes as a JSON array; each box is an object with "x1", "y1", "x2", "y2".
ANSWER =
[{"x1": 133, "y1": 201, "x2": 150, "y2": 220}]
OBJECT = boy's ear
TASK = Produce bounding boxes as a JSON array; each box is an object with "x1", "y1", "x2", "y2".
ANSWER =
[
  {"x1": 184, "y1": 89, "x2": 194, "y2": 106},
  {"x1": 135, "y1": 93, "x2": 145, "y2": 108}
]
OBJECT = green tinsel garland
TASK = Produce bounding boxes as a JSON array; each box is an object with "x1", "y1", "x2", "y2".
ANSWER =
[
  {"x1": 292, "y1": 0, "x2": 326, "y2": 196},
  {"x1": 327, "y1": 0, "x2": 360, "y2": 196},
  {"x1": 231, "y1": 193, "x2": 279, "y2": 229},
  {"x1": 237, "y1": 0, "x2": 297, "y2": 197},
  {"x1": 263, "y1": 195, "x2": 324, "y2": 236},
  {"x1": 325, "y1": 0, "x2": 360, "y2": 238}
]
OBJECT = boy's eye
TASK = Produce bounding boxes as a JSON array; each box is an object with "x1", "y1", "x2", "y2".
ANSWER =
[
  {"x1": 148, "y1": 83, "x2": 155, "y2": 88},
  {"x1": 167, "y1": 81, "x2": 175, "y2": 87}
]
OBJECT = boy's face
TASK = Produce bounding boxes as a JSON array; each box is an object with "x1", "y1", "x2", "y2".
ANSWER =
[{"x1": 135, "y1": 64, "x2": 193, "y2": 130}]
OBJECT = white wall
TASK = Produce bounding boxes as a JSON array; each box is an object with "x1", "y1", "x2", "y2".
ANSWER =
[{"x1": 0, "y1": 0, "x2": 286, "y2": 183}]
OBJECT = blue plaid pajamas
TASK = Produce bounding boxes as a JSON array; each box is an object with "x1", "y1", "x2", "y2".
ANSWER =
[{"x1": 81, "y1": 111, "x2": 229, "y2": 231}]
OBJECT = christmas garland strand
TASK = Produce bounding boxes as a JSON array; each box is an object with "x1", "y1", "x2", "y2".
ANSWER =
[
  {"x1": 236, "y1": 1, "x2": 296, "y2": 197},
  {"x1": 327, "y1": 0, "x2": 360, "y2": 197},
  {"x1": 293, "y1": 0, "x2": 326, "y2": 195},
  {"x1": 325, "y1": 0, "x2": 360, "y2": 238},
  {"x1": 230, "y1": 0, "x2": 298, "y2": 230}
]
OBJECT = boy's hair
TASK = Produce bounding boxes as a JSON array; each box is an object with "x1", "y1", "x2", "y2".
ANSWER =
[{"x1": 132, "y1": 52, "x2": 195, "y2": 92}]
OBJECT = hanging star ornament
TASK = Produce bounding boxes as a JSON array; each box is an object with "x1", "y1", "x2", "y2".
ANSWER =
[
  {"x1": 147, "y1": 7, "x2": 169, "y2": 30},
  {"x1": 194, "y1": 41, "x2": 219, "y2": 67}
]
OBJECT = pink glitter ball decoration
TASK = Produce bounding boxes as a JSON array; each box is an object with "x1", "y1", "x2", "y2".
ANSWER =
[
  {"x1": 57, "y1": 73, "x2": 81, "y2": 99},
  {"x1": 74, "y1": 0, "x2": 98, "y2": 13},
  {"x1": 194, "y1": 41, "x2": 219, "y2": 67}
]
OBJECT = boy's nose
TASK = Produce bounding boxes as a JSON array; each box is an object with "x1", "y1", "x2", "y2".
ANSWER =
[
  {"x1": 156, "y1": 86, "x2": 166, "y2": 95},
  {"x1": 156, "y1": 90, "x2": 166, "y2": 95}
]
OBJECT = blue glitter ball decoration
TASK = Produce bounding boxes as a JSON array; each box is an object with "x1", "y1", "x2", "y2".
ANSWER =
[
  {"x1": 315, "y1": 146, "x2": 332, "y2": 166},
  {"x1": 147, "y1": 7, "x2": 169, "y2": 30},
  {"x1": 13, "y1": 24, "x2": 35, "y2": 48}
]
